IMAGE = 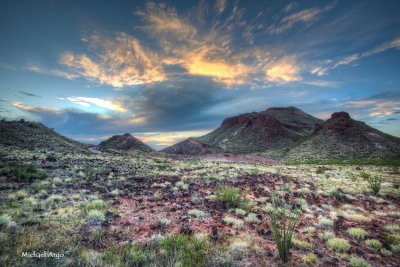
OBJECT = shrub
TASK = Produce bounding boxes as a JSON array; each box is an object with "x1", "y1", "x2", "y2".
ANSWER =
[
  {"x1": 156, "y1": 218, "x2": 171, "y2": 231},
  {"x1": 268, "y1": 193, "x2": 301, "y2": 263},
  {"x1": 347, "y1": 228, "x2": 368, "y2": 240},
  {"x1": 160, "y1": 234, "x2": 209, "y2": 266},
  {"x1": 384, "y1": 224, "x2": 400, "y2": 232},
  {"x1": 303, "y1": 226, "x2": 316, "y2": 234},
  {"x1": 319, "y1": 231, "x2": 336, "y2": 240},
  {"x1": 188, "y1": 209, "x2": 205, "y2": 218},
  {"x1": 223, "y1": 216, "x2": 244, "y2": 229},
  {"x1": 316, "y1": 166, "x2": 325, "y2": 174},
  {"x1": 245, "y1": 213, "x2": 260, "y2": 224},
  {"x1": 317, "y1": 217, "x2": 334, "y2": 228},
  {"x1": 87, "y1": 199, "x2": 108, "y2": 211},
  {"x1": 380, "y1": 248, "x2": 392, "y2": 256},
  {"x1": 366, "y1": 176, "x2": 382, "y2": 194},
  {"x1": 175, "y1": 181, "x2": 189, "y2": 190},
  {"x1": 11, "y1": 164, "x2": 46, "y2": 181},
  {"x1": 302, "y1": 252, "x2": 318, "y2": 264},
  {"x1": 0, "y1": 214, "x2": 12, "y2": 226},
  {"x1": 329, "y1": 189, "x2": 347, "y2": 200},
  {"x1": 359, "y1": 171, "x2": 371, "y2": 180},
  {"x1": 293, "y1": 239, "x2": 312, "y2": 250},
  {"x1": 365, "y1": 239, "x2": 382, "y2": 252},
  {"x1": 391, "y1": 243, "x2": 400, "y2": 252},
  {"x1": 344, "y1": 213, "x2": 370, "y2": 222},
  {"x1": 326, "y1": 238, "x2": 350, "y2": 252},
  {"x1": 88, "y1": 228, "x2": 109, "y2": 248},
  {"x1": 349, "y1": 256, "x2": 372, "y2": 267},
  {"x1": 15, "y1": 190, "x2": 29, "y2": 200},
  {"x1": 191, "y1": 195, "x2": 202, "y2": 204},
  {"x1": 216, "y1": 186, "x2": 242, "y2": 209},
  {"x1": 235, "y1": 208, "x2": 246, "y2": 217},
  {"x1": 86, "y1": 210, "x2": 105, "y2": 225},
  {"x1": 53, "y1": 177, "x2": 63, "y2": 185}
]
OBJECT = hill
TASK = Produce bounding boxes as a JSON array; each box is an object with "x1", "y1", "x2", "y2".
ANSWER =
[
  {"x1": 286, "y1": 111, "x2": 400, "y2": 160},
  {"x1": 197, "y1": 106, "x2": 323, "y2": 153},
  {"x1": 98, "y1": 133, "x2": 153, "y2": 152},
  {"x1": 0, "y1": 120, "x2": 88, "y2": 152},
  {"x1": 161, "y1": 137, "x2": 217, "y2": 155}
]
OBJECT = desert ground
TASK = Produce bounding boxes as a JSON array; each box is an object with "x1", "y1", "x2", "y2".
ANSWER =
[{"x1": 1, "y1": 146, "x2": 399, "y2": 266}]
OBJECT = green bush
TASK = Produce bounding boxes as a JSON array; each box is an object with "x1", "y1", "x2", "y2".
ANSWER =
[
  {"x1": 11, "y1": 164, "x2": 46, "y2": 181},
  {"x1": 347, "y1": 227, "x2": 367, "y2": 240},
  {"x1": 215, "y1": 186, "x2": 242, "y2": 209},
  {"x1": 349, "y1": 256, "x2": 372, "y2": 267},
  {"x1": 86, "y1": 199, "x2": 108, "y2": 211},
  {"x1": 0, "y1": 214, "x2": 12, "y2": 226},
  {"x1": 269, "y1": 193, "x2": 301, "y2": 263},
  {"x1": 326, "y1": 238, "x2": 350, "y2": 252},
  {"x1": 366, "y1": 176, "x2": 382, "y2": 194},
  {"x1": 365, "y1": 239, "x2": 382, "y2": 252},
  {"x1": 85, "y1": 210, "x2": 105, "y2": 225},
  {"x1": 160, "y1": 234, "x2": 209, "y2": 266}
]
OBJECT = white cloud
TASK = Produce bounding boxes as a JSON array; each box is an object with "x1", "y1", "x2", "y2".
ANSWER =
[{"x1": 65, "y1": 97, "x2": 126, "y2": 112}]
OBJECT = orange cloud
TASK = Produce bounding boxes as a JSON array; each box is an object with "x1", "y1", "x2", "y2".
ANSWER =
[
  {"x1": 265, "y1": 58, "x2": 302, "y2": 83},
  {"x1": 185, "y1": 49, "x2": 249, "y2": 86},
  {"x1": 13, "y1": 102, "x2": 60, "y2": 113},
  {"x1": 137, "y1": 2, "x2": 197, "y2": 39},
  {"x1": 60, "y1": 33, "x2": 166, "y2": 88}
]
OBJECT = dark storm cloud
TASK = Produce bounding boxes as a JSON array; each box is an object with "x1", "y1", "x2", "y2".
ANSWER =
[{"x1": 123, "y1": 77, "x2": 233, "y2": 131}]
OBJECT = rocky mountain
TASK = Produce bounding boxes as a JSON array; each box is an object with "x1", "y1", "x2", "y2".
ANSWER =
[
  {"x1": 198, "y1": 106, "x2": 323, "y2": 153},
  {"x1": 0, "y1": 120, "x2": 88, "y2": 152},
  {"x1": 98, "y1": 133, "x2": 153, "y2": 152},
  {"x1": 161, "y1": 137, "x2": 217, "y2": 155},
  {"x1": 285, "y1": 112, "x2": 400, "y2": 160}
]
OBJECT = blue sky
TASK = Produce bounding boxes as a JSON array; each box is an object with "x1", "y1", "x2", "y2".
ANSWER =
[{"x1": 1, "y1": 0, "x2": 399, "y2": 150}]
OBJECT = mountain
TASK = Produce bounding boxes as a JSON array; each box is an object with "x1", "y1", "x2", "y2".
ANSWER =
[
  {"x1": 98, "y1": 133, "x2": 153, "y2": 152},
  {"x1": 0, "y1": 120, "x2": 88, "y2": 152},
  {"x1": 197, "y1": 106, "x2": 323, "y2": 153},
  {"x1": 285, "y1": 111, "x2": 400, "y2": 160},
  {"x1": 161, "y1": 137, "x2": 217, "y2": 155}
]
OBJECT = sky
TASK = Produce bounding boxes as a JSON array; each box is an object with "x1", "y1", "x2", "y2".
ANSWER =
[{"x1": 0, "y1": 0, "x2": 400, "y2": 150}]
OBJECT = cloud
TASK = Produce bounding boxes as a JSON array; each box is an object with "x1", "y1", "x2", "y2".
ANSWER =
[
  {"x1": 13, "y1": 101, "x2": 60, "y2": 113},
  {"x1": 122, "y1": 77, "x2": 225, "y2": 130},
  {"x1": 184, "y1": 48, "x2": 249, "y2": 86},
  {"x1": 60, "y1": 33, "x2": 167, "y2": 88},
  {"x1": 303, "y1": 80, "x2": 338, "y2": 87},
  {"x1": 312, "y1": 37, "x2": 400, "y2": 76},
  {"x1": 268, "y1": 7, "x2": 322, "y2": 34},
  {"x1": 136, "y1": 2, "x2": 197, "y2": 40},
  {"x1": 18, "y1": 91, "x2": 41, "y2": 98},
  {"x1": 215, "y1": 0, "x2": 226, "y2": 13},
  {"x1": 26, "y1": 64, "x2": 78, "y2": 80},
  {"x1": 265, "y1": 58, "x2": 302, "y2": 83},
  {"x1": 343, "y1": 99, "x2": 400, "y2": 117},
  {"x1": 62, "y1": 97, "x2": 126, "y2": 112}
]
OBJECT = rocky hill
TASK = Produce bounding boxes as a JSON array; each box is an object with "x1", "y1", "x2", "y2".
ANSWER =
[
  {"x1": 98, "y1": 133, "x2": 153, "y2": 152},
  {"x1": 161, "y1": 137, "x2": 217, "y2": 155},
  {"x1": 0, "y1": 120, "x2": 88, "y2": 152},
  {"x1": 285, "y1": 112, "x2": 400, "y2": 160},
  {"x1": 197, "y1": 106, "x2": 323, "y2": 153}
]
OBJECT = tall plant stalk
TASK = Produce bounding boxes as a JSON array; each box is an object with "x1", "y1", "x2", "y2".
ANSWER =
[{"x1": 269, "y1": 193, "x2": 301, "y2": 263}]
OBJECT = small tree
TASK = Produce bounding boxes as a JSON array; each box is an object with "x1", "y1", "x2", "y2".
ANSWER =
[{"x1": 269, "y1": 193, "x2": 301, "y2": 263}]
